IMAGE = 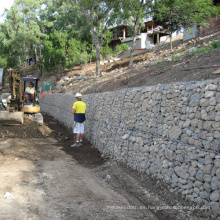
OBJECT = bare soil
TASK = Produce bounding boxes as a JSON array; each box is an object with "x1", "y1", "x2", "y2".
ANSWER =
[{"x1": 0, "y1": 115, "x2": 214, "y2": 220}]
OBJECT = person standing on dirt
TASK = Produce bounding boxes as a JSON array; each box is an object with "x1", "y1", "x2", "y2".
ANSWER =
[{"x1": 71, "y1": 92, "x2": 86, "y2": 147}]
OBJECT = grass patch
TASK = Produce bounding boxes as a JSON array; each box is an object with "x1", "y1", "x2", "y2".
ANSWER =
[
  {"x1": 190, "y1": 40, "x2": 220, "y2": 55},
  {"x1": 158, "y1": 64, "x2": 166, "y2": 68},
  {"x1": 171, "y1": 40, "x2": 220, "y2": 62},
  {"x1": 156, "y1": 61, "x2": 167, "y2": 68},
  {"x1": 172, "y1": 55, "x2": 183, "y2": 62}
]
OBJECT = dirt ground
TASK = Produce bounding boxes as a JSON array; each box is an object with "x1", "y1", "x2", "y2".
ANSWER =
[{"x1": 0, "y1": 114, "x2": 214, "y2": 220}]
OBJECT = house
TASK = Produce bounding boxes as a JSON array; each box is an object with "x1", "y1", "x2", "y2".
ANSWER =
[
  {"x1": 108, "y1": 20, "x2": 170, "y2": 50},
  {"x1": 24, "y1": 57, "x2": 35, "y2": 67},
  {"x1": 108, "y1": 25, "x2": 128, "y2": 50},
  {"x1": 183, "y1": 0, "x2": 220, "y2": 41},
  {"x1": 199, "y1": 15, "x2": 220, "y2": 37},
  {"x1": 183, "y1": 15, "x2": 220, "y2": 41}
]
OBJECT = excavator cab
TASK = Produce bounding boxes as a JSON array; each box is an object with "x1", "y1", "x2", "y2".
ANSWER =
[{"x1": 21, "y1": 77, "x2": 40, "y2": 113}]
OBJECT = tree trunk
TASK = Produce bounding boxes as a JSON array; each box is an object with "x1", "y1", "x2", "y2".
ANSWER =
[
  {"x1": 92, "y1": 27, "x2": 101, "y2": 75},
  {"x1": 128, "y1": 19, "x2": 139, "y2": 68},
  {"x1": 170, "y1": 33, "x2": 173, "y2": 50},
  {"x1": 40, "y1": 60, "x2": 42, "y2": 77},
  {"x1": 96, "y1": 45, "x2": 101, "y2": 75},
  {"x1": 34, "y1": 48, "x2": 37, "y2": 64},
  {"x1": 90, "y1": 44, "x2": 94, "y2": 64},
  {"x1": 62, "y1": 59, "x2": 65, "y2": 70}
]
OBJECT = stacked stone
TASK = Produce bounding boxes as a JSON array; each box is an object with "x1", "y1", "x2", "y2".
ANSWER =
[{"x1": 39, "y1": 78, "x2": 220, "y2": 216}]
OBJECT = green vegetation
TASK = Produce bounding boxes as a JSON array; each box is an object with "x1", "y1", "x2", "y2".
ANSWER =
[
  {"x1": 114, "y1": 44, "x2": 130, "y2": 55},
  {"x1": 156, "y1": 60, "x2": 167, "y2": 68},
  {"x1": 153, "y1": 0, "x2": 218, "y2": 50},
  {"x1": 100, "y1": 30, "x2": 113, "y2": 60},
  {"x1": 190, "y1": 41, "x2": 220, "y2": 56},
  {"x1": 211, "y1": 40, "x2": 220, "y2": 49},
  {"x1": 171, "y1": 55, "x2": 182, "y2": 62},
  {"x1": 171, "y1": 40, "x2": 220, "y2": 62},
  {"x1": 0, "y1": 0, "x2": 218, "y2": 75}
]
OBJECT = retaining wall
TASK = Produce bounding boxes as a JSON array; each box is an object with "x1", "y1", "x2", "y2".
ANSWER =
[{"x1": 40, "y1": 78, "x2": 220, "y2": 215}]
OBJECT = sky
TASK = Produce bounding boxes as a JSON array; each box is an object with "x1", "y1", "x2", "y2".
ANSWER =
[{"x1": 0, "y1": 0, "x2": 15, "y2": 22}]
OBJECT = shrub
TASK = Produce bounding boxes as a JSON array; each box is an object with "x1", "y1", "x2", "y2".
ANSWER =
[
  {"x1": 100, "y1": 46, "x2": 113, "y2": 59},
  {"x1": 211, "y1": 40, "x2": 220, "y2": 49},
  {"x1": 171, "y1": 55, "x2": 181, "y2": 62},
  {"x1": 92, "y1": 53, "x2": 96, "y2": 60},
  {"x1": 114, "y1": 44, "x2": 130, "y2": 55},
  {"x1": 66, "y1": 39, "x2": 89, "y2": 67},
  {"x1": 100, "y1": 30, "x2": 113, "y2": 59}
]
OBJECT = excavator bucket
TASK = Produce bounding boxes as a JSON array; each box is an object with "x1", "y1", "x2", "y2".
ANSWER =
[{"x1": 0, "y1": 111, "x2": 24, "y2": 125}]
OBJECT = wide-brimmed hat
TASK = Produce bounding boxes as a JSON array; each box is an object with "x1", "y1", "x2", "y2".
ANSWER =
[{"x1": 75, "y1": 92, "x2": 82, "y2": 98}]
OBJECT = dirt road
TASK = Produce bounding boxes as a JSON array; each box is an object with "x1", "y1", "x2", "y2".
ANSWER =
[{"x1": 0, "y1": 114, "x2": 212, "y2": 220}]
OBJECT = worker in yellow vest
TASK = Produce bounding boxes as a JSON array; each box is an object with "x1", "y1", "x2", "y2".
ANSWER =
[
  {"x1": 71, "y1": 92, "x2": 86, "y2": 147},
  {"x1": 25, "y1": 82, "x2": 37, "y2": 102}
]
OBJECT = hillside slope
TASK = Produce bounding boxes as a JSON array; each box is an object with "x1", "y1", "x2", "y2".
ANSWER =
[{"x1": 41, "y1": 31, "x2": 220, "y2": 95}]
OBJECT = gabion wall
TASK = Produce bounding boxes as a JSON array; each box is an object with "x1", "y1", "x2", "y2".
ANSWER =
[{"x1": 40, "y1": 78, "x2": 220, "y2": 215}]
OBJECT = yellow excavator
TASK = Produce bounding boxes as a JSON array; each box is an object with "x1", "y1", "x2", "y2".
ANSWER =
[{"x1": 0, "y1": 69, "x2": 41, "y2": 124}]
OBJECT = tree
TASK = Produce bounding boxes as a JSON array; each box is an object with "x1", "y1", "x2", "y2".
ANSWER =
[
  {"x1": 43, "y1": 30, "x2": 68, "y2": 70},
  {"x1": 100, "y1": 30, "x2": 113, "y2": 59},
  {"x1": 119, "y1": 0, "x2": 152, "y2": 68},
  {"x1": 153, "y1": 0, "x2": 218, "y2": 50},
  {"x1": 0, "y1": 0, "x2": 46, "y2": 69},
  {"x1": 41, "y1": 0, "x2": 94, "y2": 69},
  {"x1": 0, "y1": 27, "x2": 8, "y2": 68},
  {"x1": 67, "y1": 38, "x2": 88, "y2": 67},
  {"x1": 78, "y1": 0, "x2": 117, "y2": 75}
]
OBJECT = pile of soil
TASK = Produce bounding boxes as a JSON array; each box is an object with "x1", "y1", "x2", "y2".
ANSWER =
[{"x1": 0, "y1": 119, "x2": 48, "y2": 138}]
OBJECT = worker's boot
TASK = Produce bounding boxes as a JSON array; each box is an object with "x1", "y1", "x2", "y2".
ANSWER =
[{"x1": 71, "y1": 142, "x2": 80, "y2": 147}]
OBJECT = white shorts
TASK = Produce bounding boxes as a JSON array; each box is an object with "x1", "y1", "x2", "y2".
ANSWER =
[{"x1": 73, "y1": 122, "x2": 84, "y2": 134}]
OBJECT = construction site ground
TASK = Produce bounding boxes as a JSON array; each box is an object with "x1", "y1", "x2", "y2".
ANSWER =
[{"x1": 0, "y1": 114, "x2": 213, "y2": 220}]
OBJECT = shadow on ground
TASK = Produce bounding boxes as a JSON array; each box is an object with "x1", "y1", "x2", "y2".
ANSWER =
[{"x1": 43, "y1": 113, "x2": 105, "y2": 168}]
